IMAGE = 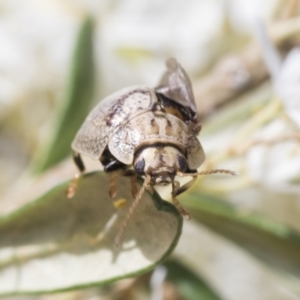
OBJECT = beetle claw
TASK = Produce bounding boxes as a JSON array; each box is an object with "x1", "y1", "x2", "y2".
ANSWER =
[{"x1": 67, "y1": 173, "x2": 80, "y2": 198}]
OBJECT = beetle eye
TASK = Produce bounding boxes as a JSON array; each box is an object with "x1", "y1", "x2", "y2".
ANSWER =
[
  {"x1": 178, "y1": 156, "x2": 188, "y2": 172},
  {"x1": 135, "y1": 158, "x2": 145, "y2": 175}
]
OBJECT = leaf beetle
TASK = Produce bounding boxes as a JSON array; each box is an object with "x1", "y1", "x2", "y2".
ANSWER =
[{"x1": 68, "y1": 58, "x2": 235, "y2": 245}]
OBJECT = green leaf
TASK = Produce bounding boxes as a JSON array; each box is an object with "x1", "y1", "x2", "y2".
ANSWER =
[
  {"x1": 0, "y1": 172, "x2": 182, "y2": 295},
  {"x1": 35, "y1": 16, "x2": 95, "y2": 173},
  {"x1": 165, "y1": 260, "x2": 221, "y2": 300},
  {"x1": 184, "y1": 191, "x2": 300, "y2": 278}
]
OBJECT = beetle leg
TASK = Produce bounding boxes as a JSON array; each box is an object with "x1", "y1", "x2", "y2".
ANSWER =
[
  {"x1": 67, "y1": 152, "x2": 85, "y2": 198},
  {"x1": 173, "y1": 176, "x2": 197, "y2": 197},
  {"x1": 171, "y1": 181, "x2": 190, "y2": 219},
  {"x1": 73, "y1": 151, "x2": 86, "y2": 173},
  {"x1": 109, "y1": 173, "x2": 118, "y2": 198},
  {"x1": 145, "y1": 185, "x2": 154, "y2": 194},
  {"x1": 107, "y1": 169, "x2": 136, "y2": 199}
]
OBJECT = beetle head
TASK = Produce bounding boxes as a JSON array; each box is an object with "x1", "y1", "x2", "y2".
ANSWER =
[{"x1": 134, "y1": 146, "x2": 188, "y2": 186}]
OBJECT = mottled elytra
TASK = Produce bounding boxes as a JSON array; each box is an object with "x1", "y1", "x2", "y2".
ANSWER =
[{"x1": 68, "y1": 58, "x2": 235, "y2": 246}]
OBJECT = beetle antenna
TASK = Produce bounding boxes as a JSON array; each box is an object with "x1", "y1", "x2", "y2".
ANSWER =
[
  {"x1": 177, "y1": 169, "x2": 237, "y2": 177},
  {"x1": 114, "y1": 175, "x2": 151, "y2": 247}
]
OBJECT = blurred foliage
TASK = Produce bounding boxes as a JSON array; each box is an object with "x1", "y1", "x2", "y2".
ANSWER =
[
  {"x1": 185, "y1": 191, "x2": 300, "y2": 278},
  {"x1": 1, "y1": 1, "x2": 300, "y2": 300},
  {"x1": 164, "y1": 260, "x2": 221, "y2": 300},
  {"x1": 34, "y1": 16, "x2": 95, "y2": 173}
]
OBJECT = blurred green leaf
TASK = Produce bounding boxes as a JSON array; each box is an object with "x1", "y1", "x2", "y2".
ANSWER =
[
  {"x1": 35, "y1": 16, "x2": 95, "y2": 173},
  {"x1": 165, "y1": 260, "x2": 221, "y2": 300},
  {"x1": 116, "y1": 46, "x2": 154, "y2": 63},
  {"x1": 184, "y1": 191, "x2": 300, "y2": 278},
  {"x1": 0, "y1": 172, "x2": 182, "y2": 295}
]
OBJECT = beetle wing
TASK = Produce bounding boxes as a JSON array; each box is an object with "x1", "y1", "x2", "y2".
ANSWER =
[
  {"x1": 155, "y1": 58, "x2": 197, "y2": 114},
  {"x1": 108, "y1": 111, "x2": 205, "y2": 168},
  {"x1": 72, "y1": 86, "x2": 157, "y2": 160}
]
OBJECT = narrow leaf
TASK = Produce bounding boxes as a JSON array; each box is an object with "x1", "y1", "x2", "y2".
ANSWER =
[{"x1": 35, "y1": 16, "x2": 95, "y2": 173}]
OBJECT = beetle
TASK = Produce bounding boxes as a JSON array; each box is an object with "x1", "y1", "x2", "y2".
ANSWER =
[{"x1": 67, "y1": 58, "x2": 234, "y2": 246}]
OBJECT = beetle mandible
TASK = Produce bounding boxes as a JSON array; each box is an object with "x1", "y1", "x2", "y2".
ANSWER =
[{"x1": 67, "y1": 58, "x2": 235, "y2": 246}]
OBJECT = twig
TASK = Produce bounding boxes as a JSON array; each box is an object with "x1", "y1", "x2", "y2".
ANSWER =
[{"x1": 194, "y1": 17, "x2": 300, "y2": 118}]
